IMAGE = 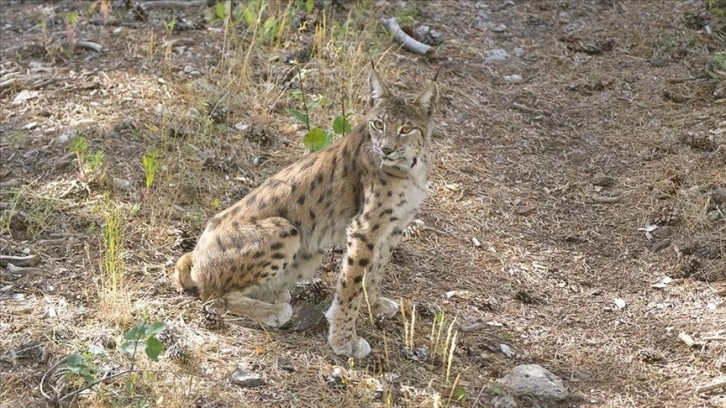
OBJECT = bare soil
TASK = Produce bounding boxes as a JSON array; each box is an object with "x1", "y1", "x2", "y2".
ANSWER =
[{"x1": 1, "y1": 1, "x2": 724, "y2": 407}]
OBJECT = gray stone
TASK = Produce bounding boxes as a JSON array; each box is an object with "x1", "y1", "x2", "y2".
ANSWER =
[
  {"x1": 496, "y1": 364, "x2": 568, "y2": 401},
  {"x1": 711, "y1": 187, "x2": 726, "y2": 205},
  {"x1": 230, "y1": 367, "x2": 266, "y2": 388},
  {"x1": 491, "y1": 395, "x2": 518, "y2": 408},
  {"x1": 486, "y1": 48, "x2": 509, "y2": 64},
  {"x1": 112, "y1": 177, "x2": 134, "y2": 192}
]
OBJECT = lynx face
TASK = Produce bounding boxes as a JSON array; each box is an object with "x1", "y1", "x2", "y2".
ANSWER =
[{"x1": 367, "y1": 70, "x2": 438, "y2": 176}]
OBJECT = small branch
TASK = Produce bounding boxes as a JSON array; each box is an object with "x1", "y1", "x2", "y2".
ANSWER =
[
  {"x1": 678, "y1": 332, "x2": 696, "y2": 347},
  {"x1": 6, "y1": 264, "x2": 44, "y2": 275},
  {"x1": 138, "y1": 0, "x2": 207, "y2": 9},
  {"x1": 0, "y1": 254, "x2": 41, "y2": 267},
  {"x1": 696, "y1": 379, "x2": 726, "y2": 394},
  {"x1": 511, "y1": 102, "x2": 551, "y2": 116},
  {"x1": 296, "y1": 67, "x2": 312, "y2": 133},
  {"x1": 380, "y1": 17, "x2": 433, "y2": 55},
  {"x1": 591, "y1": 195, "x2": 622, "y2": 204},
  {"x1": 77, "y1": 41, "x2": 103, "y2": 52}
]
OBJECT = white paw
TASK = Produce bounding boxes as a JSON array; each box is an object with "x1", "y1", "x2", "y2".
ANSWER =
[
  {"x1": 373, "y1": 297, "x2": 399, "y2": 318},
  {"x1": 330, "y1": 337, "x2": 371, "y2": 359},
  {"x1": 264, "y1": 303, "x2": 292, "y2": 328},
  {"x1": 272, "y1": 288, "x2": 292, "y2": 304}
]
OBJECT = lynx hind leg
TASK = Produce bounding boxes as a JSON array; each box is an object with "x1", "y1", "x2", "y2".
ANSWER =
[
  {"x1": 223, "y1": 291, "x2": 293, "y2": 328},
  {"x1": 173, "y1": 252, "x2": 196, "y2": 292}
]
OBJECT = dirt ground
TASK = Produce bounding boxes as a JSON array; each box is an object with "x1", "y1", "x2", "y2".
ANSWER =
[{"x1": 1, "y1": 0, "x2": 725, "y2": 407}]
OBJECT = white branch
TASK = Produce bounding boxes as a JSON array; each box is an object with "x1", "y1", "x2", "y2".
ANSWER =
[{"x1": 380, "y1": 17, "x2": 433, "y2": 55}]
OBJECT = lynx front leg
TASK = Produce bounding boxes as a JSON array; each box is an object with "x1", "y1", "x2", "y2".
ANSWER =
[
  {"x1": 325, "y1": 222, "x2": 383, "y2": 358},
  {"x1": 361, "y1": 237, "x2": 401, "y2": 319}
]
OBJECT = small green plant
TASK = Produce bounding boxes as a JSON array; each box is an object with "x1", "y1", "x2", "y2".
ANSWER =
[
  {"x1": 395, "y1": 8, "x2": 419, "y2": 25},
  {"x1": 60, "y1": 318, "x2": 166, "y2": 403},
  {"x1": 71, "y1": 135, "x2": 89, "y2": 181},
  {"x1": 70, "y1": 135, "x2": 106, "y2": 184},
  {"x1": 163, "y1": 17, "x2": 176, "y2": 34},
  {"x1": 141, "y1": 148, "x2": 160, "y2": 189},
  {"x1": 118, "y1": 319, "x2": 167, "y2": 362},
  {"x1": 101, "y1": 203, "x2": 124, "y2": 293},
  {"x1": 707, "y1": 51, "x2": 726, "y2": 79},
  {"x1": 290, "y1": 71, "x2": 352, "y2": 152},
  {"x1": 66, "y1": 352, "x2": 96, "y2": 385},
  {"x1": 65, "y1": 11, "x2": 78, "y2": 44},
  {"x1": 708, "y1": 0, "x2": 725, "y2": 17}
]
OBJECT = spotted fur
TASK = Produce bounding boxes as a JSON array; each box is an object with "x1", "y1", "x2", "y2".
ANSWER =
[{"x1": 173, "y1": 69, "x2": 438, "y2": 358}]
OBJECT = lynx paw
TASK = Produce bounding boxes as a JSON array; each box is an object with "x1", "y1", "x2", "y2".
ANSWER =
[
  {"x1": 373, "y1": 297, "x2": 399, "y2": 318},
  {"x1": 264, "y1": 303, "x2": 293, "y2": 328},
  {"x1": 330, "y1": 336, "x2": 371, "y2": 359},
  {"x1": 271, "y1": 288, "x2": 292, "y2": 304}
]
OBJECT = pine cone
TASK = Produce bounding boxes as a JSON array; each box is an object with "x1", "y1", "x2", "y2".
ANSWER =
[{"x1": 200, "y1": 304, "x2": 226, "y2": 330}]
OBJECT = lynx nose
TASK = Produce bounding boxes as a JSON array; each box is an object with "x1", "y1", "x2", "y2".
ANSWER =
[{"x1": 381, "y1": 147, "x2": 394, "y2": 156}]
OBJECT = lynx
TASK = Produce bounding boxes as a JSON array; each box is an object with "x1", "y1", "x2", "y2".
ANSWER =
[{"x1": 173, "y1": 69, "x2": 438, "y2": 358}]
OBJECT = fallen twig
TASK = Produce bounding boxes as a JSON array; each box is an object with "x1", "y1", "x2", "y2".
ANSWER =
[
  {"x1": 6, "y1": 264, "x2": 44, "y2": 275},
  {"x1": 460, "y1": 322, "x2": 487, "y2": 332},
  {"x1": 379, "y1": 17, "x2": 433, "y2": 55},
  {"x1": 678, "y1": 332, "x2": 696, "y2": 347},
  {"x1": 139, "y1": 0, "x2": 207, "y2": 9},
  {"x1": 77, "y1": 41, "x2": 103, "y2": 52},
  {"x1": 0, "y1": 254, "x2": 41, "y2": 267},
  {"x1": 696, "y1": 379, "x2": 726, "y2": 394},
  {"x1": 592, "y1": 195, "x2": 622, "y2": 204}
]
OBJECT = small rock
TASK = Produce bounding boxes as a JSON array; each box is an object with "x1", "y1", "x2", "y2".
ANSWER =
[
  {"x1": 503, "y1": 74, "x2": 523, "y2": 83},
  {"x1": 500, "y1": 343, "x2": 513, "y2": 357},
  {"x1": 12, "y1": 90, "x2": 39, "y2": 105},
  {"x1": 711, "y1": 188, "x2": 726, "y2": 205},
  {"x1": 278, "y1": 357, "x2": 295, "y2": 372},
  {"x1": 23, "y1": 122, "x2": 38, "y2": 130},
  {"x1": 486, "y1": 48, "x2": 509, "y2": 64},
  {"x1": 496, "y1": 364, "x2": 568, "y2": 401},
  {"x1": 513, "y1": 47, "x2": 525, "y2": 57},
  {"x1": 491, "y1": 395, "x2": 518, "y2": 408},
  {"x1": 612, "y1": 298, "x2": 626, "y2": 309},
  {"x1": 491, "y1": 23, "x2": 507, "y2": 33},
  {"x1": 714, "y1": 80, "x2": 726, "y2": 99},
  {"x1": 230, "y1": 367, "x2": 266, "y2": 388},
  {"x1": 592, "y1": 175, "x2": 616, "y2": 187},
  {"x1": 112, "y1": 177, "x2": 134, "y2": 192},
  {"x1": 234, "y1": 122, "x2": 250, "y2": 131},
  {"x1": 650, "y1": 56, "x2": 671, "y2": 67}
]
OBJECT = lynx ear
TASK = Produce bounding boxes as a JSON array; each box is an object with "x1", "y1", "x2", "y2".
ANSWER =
[
  {"x1": 369, "y1": 69, "x2": 389, "y2": 107},
  {"x1": 414, "y1": 81, "x2": 439, "y2": 117}
]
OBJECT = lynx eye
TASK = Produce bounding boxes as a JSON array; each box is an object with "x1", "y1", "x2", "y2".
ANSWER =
[
  {"x1": 372, "y1": 119, "x2": 384, "y2": 130},
  {"x1": 400, "y1": 125, "x2": 412, "y2": 134}
]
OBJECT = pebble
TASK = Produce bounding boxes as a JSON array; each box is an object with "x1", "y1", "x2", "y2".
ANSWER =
[
  {"x1": 491, "y1": 395, "x2": 518, "y2": 408},
  {"x1": 711, "y1": 187, "x2": 726, "y2": 205},
  {"x1": 492, "y1": 23, "x2": 507, "y2": 33},
  {"x1": 112, "y1": 177, "x2": 134, "y2": 192},
  {"x1": 486, "y1": 48, "x2": 509, "y2": 64},
  {"x1": 230, "y1": 367, "x2": 266, "y2": 388},
  {"x1": 503, "y1": 74, "x2": 523, "y2": 83},
  {"x1": 496, "y1": 364, "x2": 568, "y2": 401}
]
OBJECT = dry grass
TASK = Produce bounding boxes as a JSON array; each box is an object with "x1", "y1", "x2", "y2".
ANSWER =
[{"x1": 0, "y1": 1, "x2": 725, "y2": 407}]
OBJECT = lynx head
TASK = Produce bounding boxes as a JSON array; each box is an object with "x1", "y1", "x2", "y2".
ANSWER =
[{"x1": 366, "y1": 69, "x2": 438, "y2": 177}]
